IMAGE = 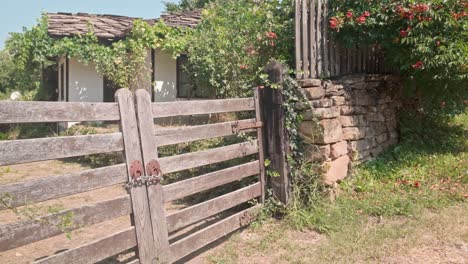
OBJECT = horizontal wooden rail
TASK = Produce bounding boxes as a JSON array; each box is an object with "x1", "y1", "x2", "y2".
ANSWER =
[
  {"x1": 155, "y1": 119, "x2": 258, "y2": 147},
  {"x1": 0, "y1": 196, "x2": 131, "y2": 252},
  {"x1": 169, "y1": 205, "x2": 261, "y2": 262},
  {"x1": 0, "y1": 164, "x2": 127, "y2": 209},
  {"x1": 33, "y1": 227, "x2": 137, "y2": 264},
  {"x1": 159, "y1": 141, "x2": 259, "y2": 174},
  {"x1": 0, "y1": 102, "x2": 120, "y2": 124},
  {"x1": 163, "y1": 161, "x2": 260, "y2": 203},
  {"x1": 167, "y1": 183, "x2": 261, "y2": 232},
  {"x1": 0, "y1": 133, "x2": 124, "y2": 166},
  {"x1": 152, "y1": 98, "x2": 255, "y2": 118}
]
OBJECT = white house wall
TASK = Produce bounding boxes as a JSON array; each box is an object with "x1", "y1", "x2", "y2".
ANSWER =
[
  {"x1": 153, "y1": 49, "x2": 177, "y2": 102},
  {"x1": 68, "y1": 58, "x2": 104, "y2": 102}
]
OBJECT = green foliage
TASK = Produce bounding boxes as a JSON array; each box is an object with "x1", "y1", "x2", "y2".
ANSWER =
[
  {"x1": 184, "y1": 0, "x2": 295, "y2": 97},
  {"x1": 164, "y1": 0, "x2": 213, "y2": 12},
  {"x1": 329, "y1": 0, "x2": 468, "y2": 97},
  {"x1": 5, "y1": 14, "x2": 186, "y2": 93}
]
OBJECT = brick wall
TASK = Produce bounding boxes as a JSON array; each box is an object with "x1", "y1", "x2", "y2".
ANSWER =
[{"x1": 297, "y1": 74, "x2": 402, "y2": 185}]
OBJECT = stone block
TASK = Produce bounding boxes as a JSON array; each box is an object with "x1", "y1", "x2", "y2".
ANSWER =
[
  {"x1": 330, "y1": 141, "x2": 348, "y2": 159},
  {"x1": 376, "y1": 133, "x2": 389, "y2": 144},
  {"x1": 340, "y1": 106, "x2": 367, "y2": 116},
  {"x1": 350, "y1": 139, "x2": 374, "y2": 152},
  {"x1": 299, "y1": 119, "x2": 343, "y2": 144},
  {"x1": 352, "y1": 91, "x2": 376, "y2": 106},
  {"x1": 305, "y1": 144, "x2": 330, "y2": 162},
  {"x1": 299, "y1": 79, "x2": 322, "y2": 87},
  {"x1": 343, "y1": 127, "x2": 366, "y2": 140},
  {"x1": 322, "y1": 155, "x2": 350, "y2": 185},
  {"x1": 339, "y1": 115, "x2": 366, "y2": 127},
  {"x1": 304, "y1": 107, "x2": 340, "y2": 120},
  {"x1": 310, "y1": 99, "x2": 334, "y2": 108},
  {"x1": 325, "y1": 85, "x2": 345, "y2": 96},
  {"x1": 368, "y1": 113, "x2": 385, "y2": 122},
  {"x1": 331, "y1": 96, "x2": 346, "y2": 106},
  {"x1": 304, "y1": 87, "x2": 325, "y2": 100}
]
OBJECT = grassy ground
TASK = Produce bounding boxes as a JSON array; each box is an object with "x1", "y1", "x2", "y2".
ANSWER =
[{"x1": 195, "y1": 111, "x2": 468, "y2": 263}]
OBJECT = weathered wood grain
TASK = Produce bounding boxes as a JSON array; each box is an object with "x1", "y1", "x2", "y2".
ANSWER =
[
  {"x1": 253, "y1": 88, "x2": 266, "y2": 203},
  {"x1": 0, "y1": 133, "x2": 124, "y2": 166},
  {"x1": 159, "y1": 141, "x2": 259, "y2": 174},
  {"x1": 301, "y1": 0, "x2": 309, "y2": 78},
  {"x1": 169, "y1": 205, "x2": 261, "y2": 262},
  {"x1": 322, "y1": 0, "x2": 330, "y2": 77},
  {"x1": 33, "y1": 227, "x2": 137, "y2": 264},
  {"x1": 316, "y1": 0, "x2": 323, "y2": 77},
  {"x1": 166, "y1": 183, "x2": 261, "y2": 233},
  {"x1": 154, "y1": 119, "x2": 257, "y2": 147},
  {"x1": 0, "y1": 101, "x2": 120, "y2": 124},
  {"x1": 0, "y1": 196, "x2": 131, "y2": 252},
  {"x1": 163, "y1": 161, "x2": 260, "y2": 203},
  {"x1": 135, "y1": 89, "x2": 171, "y2": 263},
  {"x1": 116, "y1": 88, "x2": 156, "y2": 264},
  {"x1": 152, "y1": 98, "x2": 255, "y2": 118},
  {"x1": 0, "y1": 164, "x2": 127, "y2": 209},
  {"x1": 309, "y1": 0, "x2": 317, "y2": 78},
  {"x1": 295, "y1": 0, "x2": 302, "y2": 79}
]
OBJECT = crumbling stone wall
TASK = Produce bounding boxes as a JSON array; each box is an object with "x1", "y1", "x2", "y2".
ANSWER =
[{"x1": 297, "y1": 74, "x2": 402, "y2": 185}]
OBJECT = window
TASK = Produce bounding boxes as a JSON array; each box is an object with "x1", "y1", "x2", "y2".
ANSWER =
[
  {"x1": 176, "y1": 55, "x2": 194, "y2": 98},
  {"x1": 103, "y1": 77, "x2": 118, "y2": 102},
  {"x1": 59, "y1": 63, "x2": 65, "y2": 101}
]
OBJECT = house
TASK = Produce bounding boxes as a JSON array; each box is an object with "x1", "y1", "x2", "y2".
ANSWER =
[{"x1": 46, "y1": 11, "x2": 202, "y2": 104}]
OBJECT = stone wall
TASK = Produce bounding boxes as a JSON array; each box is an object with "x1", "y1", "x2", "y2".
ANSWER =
[{"x1": 297, "y1": 74, "x2": 402, "y2": 185}]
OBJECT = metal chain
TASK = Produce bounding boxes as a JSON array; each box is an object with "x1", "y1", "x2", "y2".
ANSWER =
[{"x1": 124, "y1": 173, "x2": 164, "y2": 190}]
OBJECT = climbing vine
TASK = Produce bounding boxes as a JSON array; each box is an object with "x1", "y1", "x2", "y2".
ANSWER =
[{"x1": 6, "y1": 14, "x2": 187, "y2": 90}]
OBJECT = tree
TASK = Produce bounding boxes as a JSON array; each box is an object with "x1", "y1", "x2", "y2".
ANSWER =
[{"x1": 164, "y1": 0, "x2": 213, "y2": 12}]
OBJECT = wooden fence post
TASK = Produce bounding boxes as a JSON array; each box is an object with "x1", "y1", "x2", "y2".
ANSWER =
[
  {"x1": 115, "y1": 89, "x2": 156, "y2": 264},
  {"x1": 135, "y1": 89, "x2": 171, "y2": 264},
  {"x1": 262, "y1": 60, "x2": 290, "y2": 204}
]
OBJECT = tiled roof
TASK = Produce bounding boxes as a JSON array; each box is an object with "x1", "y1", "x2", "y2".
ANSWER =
[{"x1": 47, "y1": 10, "x2": 202, "y2": 40}]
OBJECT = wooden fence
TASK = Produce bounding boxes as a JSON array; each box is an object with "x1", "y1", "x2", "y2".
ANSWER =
[
  {"x1": 0, "y1": 89, "x2": 266, "y2": 263},
  {"x1": 295, "y1": 0, "x2": 394, "y2": 80}
]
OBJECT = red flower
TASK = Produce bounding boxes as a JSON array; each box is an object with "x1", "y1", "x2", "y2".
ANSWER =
[
  {"x1": 329, "y1": 17, "x2": 340, "y2": 30},
  {"x1": 413, "y1": 181, "x2": 421, "y2": 188},
  {"x1": 265, "y1": 31, "x2": 278, "y2": 39},
  {"x1": 346, "y1": 11, "x2": 353, "y2": 18},
  {"x1": 405, "y1": 11, "x2": 415, "y2": 20},
  {"x1": 412, "y1": 61, "x2": 424, "y2": 69},
  {"x1": 356, "y1": 15, "x2": 366, "y2": 24},
  {"x1": 239, "y1": 65, "x2": 248, "y2": 70},
  {"x1": 270, "y1": 41, "x2": 276, "y2": 47},
  {"x1": 400, "y1": 30, "x2": 408, "y2": 37},
  {"x1": 363, "y1": 11, "x2": 371, "y2": 17},
  {"x1": 413, "y1": 3, "x2": 429, "y2": 13}
]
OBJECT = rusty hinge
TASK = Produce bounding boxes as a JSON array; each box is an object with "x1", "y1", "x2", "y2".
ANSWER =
[{"x1": 232, "y1": 121, "x2": 263, "y2": 133}]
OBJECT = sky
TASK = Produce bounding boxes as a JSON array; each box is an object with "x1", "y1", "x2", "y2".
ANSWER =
[{"x1": 0, "y1": 0, "x2": 178, "y2": 49}]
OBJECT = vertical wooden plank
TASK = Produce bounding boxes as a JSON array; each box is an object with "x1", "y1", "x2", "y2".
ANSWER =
[
  {"x1": 253, "y1": 88, "x2": 266, "y2": 203},
  {"x1": 135, "y1": 89, "x2": 171, "y2": 264},
  {"x1": 309, "y1": 0, "x2": 317, "y2": 78},
  {"x1": 316, "y1": 0, "x2": 323, "y2": 77},
  {"x1": 263, "y1": 61, "x2": 290, "y2": 204},
  {"x1": 301, "y1": 0, "x2": 309, "y2": 78},
  {"x1": 115, "y1": 89, "x2": 156, "y2": 264},
  {"x1": 322, "y1": 0, "x2": 329, "y2": 78},
  {"x1": 295, "y1": 0, "x2": 302, "y2": 79}
]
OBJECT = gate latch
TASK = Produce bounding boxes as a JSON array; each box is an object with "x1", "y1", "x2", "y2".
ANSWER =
[{"x1": 232, "y1": 121, "x2": 263, "y2": 133}]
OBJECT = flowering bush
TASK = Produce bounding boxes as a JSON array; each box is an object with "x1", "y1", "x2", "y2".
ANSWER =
[{"x1": 329, "y1": 0, "x2": 468, "y2": 84}]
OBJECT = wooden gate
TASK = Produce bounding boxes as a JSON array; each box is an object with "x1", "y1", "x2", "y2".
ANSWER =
[{"x1": 0, "y1": 88, "x2": 266, "y2": 263}]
